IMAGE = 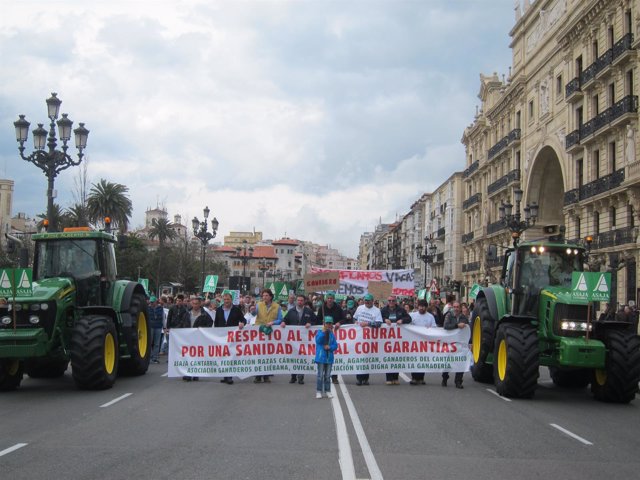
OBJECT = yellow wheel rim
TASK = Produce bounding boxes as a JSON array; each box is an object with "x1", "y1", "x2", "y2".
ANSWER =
[
  {"x1": 472, "y1": 316, "x2": 482, "y2": 362},
  {"x1": 594, "y1": 368, "x2": 607, "y2": 386},
  {"x1": 497, "y1": 339, "x2": 507, "y2": 381},
  {"x1": 104, "y1": 333, "x2": 116, "y2": 375},
  {"x1": 7, "y1": 360, "x2": 20, "y2": 376},
  {"x1": 137, "y1": 312, "x2": 148, "y2": 358}
]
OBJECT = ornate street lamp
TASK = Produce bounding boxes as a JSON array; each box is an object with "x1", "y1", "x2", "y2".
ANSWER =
[
  {"x1": 415, "y1": 236, "x2": 437, "y2": 288},
  {"x1": 14, "y1": 93, "x2": 89, "y2": 231},
  {"x1": 235, "y1": 240, "x2": 254, "y2": 294},
  {"x1": 499, "y1": 188, "x2": 538, "y2": 247},
  {"x1": 192, "y1": 206, "x2": 219, "y2": 291},
  {"x1": 257, "y1": 259, "x2": 273, "y2": 288}
]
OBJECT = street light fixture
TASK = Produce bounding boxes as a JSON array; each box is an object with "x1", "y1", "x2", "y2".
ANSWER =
[
  {"x1": 235, "y1": 240, "x2": 254, "y2": 294},
  {"x1": 192, "y1": 206, "x2": 219, "y2": 292},
  {"x1": 257, "y1": 259, "x2": 273, "y2": 288},
  {"x1": 415, "y1": 236, "x2": 437, "y2": 288},
  {"x1": 14, "y1": 92, "x2": 89, "y2": 231},
  {"x1": 499, "y1": 188, "x2": 538, "y2": 247}
]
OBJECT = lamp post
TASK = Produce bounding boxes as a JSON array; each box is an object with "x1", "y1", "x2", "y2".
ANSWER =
[
  {"x1": 257, "y1": 259, "x2": 272, "y2": 288},
  {"x1": 499, "y1": 188, "x2": 538, "y2": 247},
  {"x1": 235, "y1": 240, "x2": 254, "y2": 294},
  {"x1": 192, "y1": 206, "x2": 219, "y2": 292},
  {"x1": 14, "y1": 92, "x2": 89, "y2": 232},
  {"x1": 415, "y1": 236, "x2": 437, "y2": 288}
]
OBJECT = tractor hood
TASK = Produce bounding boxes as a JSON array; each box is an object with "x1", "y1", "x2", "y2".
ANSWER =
[
  {"x1": 11, "y1": 277, "x2": 75, "y2": 303},
  {"x1": 540, "y1": 286, "x2": 588, "y2": 305}
]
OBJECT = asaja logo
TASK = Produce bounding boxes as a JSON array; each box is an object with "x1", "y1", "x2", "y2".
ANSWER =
[
  {"x1": 573, "y1": 273, "x2": 588, "y2": 292},
  {"x1": 0, "y1": 270, "x2": 11, "y2": 290},
  {"x1": 594, "y1": 274, "x2": 609, "y2": 293}
]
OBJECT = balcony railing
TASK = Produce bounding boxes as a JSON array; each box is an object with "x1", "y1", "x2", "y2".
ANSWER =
[
  {"x1": 590, "y1": 226, "x2": 637, "y2": 250},
  {"x1": 463, "y1": 192, "x2": 481, "y2": 210},
  {"x1": 565, "y1": 77, "x2": 581, "y2": 98},
  {"x1": 487, "y1": 169, "x2": 520, "y2": 196},
  {"x1": 580, "y1": 48, "x2": 613, "y2": 86},
  {"x1": 461, "y1": 231, "x2": 474, "y2": 244},
  {"x1": 563, "y1": 168, "x2": 625, "y2": 205},
  {"x1": 436, "y1": 227, "x2": 446, "y2": 238},
  {"x1": 487, "y1": 219, "x2": 506, "y2": 235},
  {"x1": 564, "y1": 188, "x2": 579, "y2": 205},
  {"x1": 462, "y1": 261, "x2": 481, "y2": 273},
  {"x1": 487, "y1": 255, "x2": 504, "y2": 269},
  {"x1": 488, "y1": 129, "x2": 521, "y2": 160},
  {"x1": 612, "y1": 33, "x2": 634, "y2": 62},
  {"x1": 463, "y1": 160, "x2": 479, "y2": 178},
  {"x1": 565, "y1": 129, "x2": 580, "y2": 150}
]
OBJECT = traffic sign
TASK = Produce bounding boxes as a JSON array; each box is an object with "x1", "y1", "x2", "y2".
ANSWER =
[
  {"x1": 571, "y1": 272, "x2": 611, "y2": 302},
  {"x1": 203, "y1": 275, "x2": 219, "y2": 293}
]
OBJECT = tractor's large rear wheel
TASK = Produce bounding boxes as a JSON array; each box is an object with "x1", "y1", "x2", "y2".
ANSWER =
[
  {"x1": 591, "y1": 329, "x2": 640, "y2": 403},
  {"x1": 493, "y1": 323, "x2": 539, "y2": 398},
  {"x1": 0, "y1": 359, "x2": 23, "y2": 391},
  {"x1": 70, "y1": 315, "x2": 119, "y2": 390},
  {"x1": 119, "y1": 293, "x2": 151, "y2": 376},
  {"x1": 471, "y1": 296, "x2": 495, "y2": 383},
  {"x1": 25, "y1": 358, "x2": 69, "y2": 379}
]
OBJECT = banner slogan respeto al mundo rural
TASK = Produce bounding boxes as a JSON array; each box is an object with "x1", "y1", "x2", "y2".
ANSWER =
[{"x1": 168, "y1": 325, "x2": 471, "y2": 378}]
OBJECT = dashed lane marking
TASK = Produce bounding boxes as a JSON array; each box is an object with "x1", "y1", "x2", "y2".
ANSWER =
[
  {"x1": 99, "y1": 393, "x2": 132, "y2": 408},
  {"x1": 0, "y1": 443, "x2": 28, "y2": 457},
  {"x1": 550, "y1": 423, "x2": 593, "y2": 445},
  {"x1": 486, "y1": 388, "x2": 512, "y2": 402}
]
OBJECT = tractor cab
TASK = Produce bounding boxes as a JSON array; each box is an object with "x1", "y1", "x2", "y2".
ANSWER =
[
  {"x1": 33, "y1": 228, "x2": 117, "y2": 307},
  {"x1": 502, "y1": 241, "x2": 584, "y2": 316}
]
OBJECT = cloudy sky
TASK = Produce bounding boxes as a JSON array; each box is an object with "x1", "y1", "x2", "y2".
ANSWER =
[{"x1": 1, "y1": 0, "x2": 516, "y2": 257}]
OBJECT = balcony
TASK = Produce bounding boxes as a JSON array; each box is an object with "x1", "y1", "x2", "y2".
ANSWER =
[
  {"x1": 433, "y1": 252, "x2": 445, "y2": 264},
  {"x1": 461, "y1": 231, "x2": 474, "y2": 244},
  {"x1": 487, "y1": 169, "x2": 520, "y2": 196},
  {"x1": 488, "y1": 129, "x2": 521, "y2": 160},
  {"x1": 463, "y1": 192, "x2": 481, "y2": 210},
  {"x1": 564, "y1": 168, "x2": 625, "y2": 206},
  {"x1": 487, "y1": 255, "x2": 504, "y2": 269},
  {"x1": 590, "y1": 226, "x2": 638, "y2": 250},
  {"x1": 436, "y1": 227, "x2": 446, "y2": 238},
  {"x1": 564, "y1": 188, "x2": 579, "y2": 206},
  {"x1": 565, "y1": 77, "x2": 582, "y2": 103},
  {"x1": 580, "y1": 48, "x2": 613, "y2": 89},
  {"x1": 612, "y1": 33, "x2": 634, "y2": 66},
  {"x1": 565, "y1": 129, "x2": 581, "y2": 153},
  {"x1": 462, "y1": 261, "x2": 481, "y2": 273},
  {"x1": 578, "y1": 95, "x2": 638, "y2": 145},
  {"x1": 463, "y1": 160, "x2": 479, "y2": 178},
  {"x1": 487, "y1": 219, "x2": 506, "y2": 235}
]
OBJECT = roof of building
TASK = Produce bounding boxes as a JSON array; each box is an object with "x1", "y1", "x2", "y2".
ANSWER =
[{"x1": 272, "y1": 237, "x2": 299, "y2": 245}]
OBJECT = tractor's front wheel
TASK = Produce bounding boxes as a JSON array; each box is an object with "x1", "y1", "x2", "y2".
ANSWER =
[
  {"x1": 493, "y1": 323, "x2": 539, "y2": 398},
  {"x1": 591, "y1": 329, "x2": 640, "y2": 403},
  {"x1": 0, "y1": 359, "x2": 23, "y2": 391},
  {"x1": 119, "y1": 293, "x2": 151, "y2": 376},
  {"x1": 70, "y1": 315, "x2": 119, "y2": 390},
  {"x1": 471, "y1": 296, "x2": 495, "y2": 383}
]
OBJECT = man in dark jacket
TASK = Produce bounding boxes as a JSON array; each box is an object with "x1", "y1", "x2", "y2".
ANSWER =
[
  {"x1": 316, "y1": 291, "x2": 344, "y2": 384},
  {"x1": 148, "y1": 296, "x2": 164, "y2": 364},
  {"x1": 180, "y1": 296, "x2": 212, "y2": 381},
  {"x1": 442, "y1": 301, "x2": 469, "y2": 388},
  {"x1": 284, "y1": 294, "x2": 318, "y2": 384},
  {"x1": 214, "y1": 292, "x2": 245, "y2": 385},
  {"x1": 381, "y1": 295, "x2": 411, "y2": 384}
]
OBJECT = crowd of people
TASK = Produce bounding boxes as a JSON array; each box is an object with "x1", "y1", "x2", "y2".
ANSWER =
[{"x1": 149, "y1": 289, "x2": 474, "y2": 397}]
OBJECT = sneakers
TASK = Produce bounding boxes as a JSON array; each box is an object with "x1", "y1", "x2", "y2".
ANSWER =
[
  {"x1": 393, "y1": 380, "x2": 400, "y2": 385},
  {"x1": 385, "y1": 381, "x2": 393, "y2": 385},
  {"x1": 151, "y1": 359, "x2": 160, "y2": 364},
  {"x1": 326, "y1": 392, "x2": 334, "y2": 399},
  {"x1": 455, "y1": 383, "x2": 464, "y2": 389},
  {"x1": 331, "y1": 377, "x2": 339, "y2": 384},
  {"x1": 289, "y1": 377, "x2": 297, "y2": 384},
  {"x1": 316, "y1": 392, "x2": 322, "y2": 399}
]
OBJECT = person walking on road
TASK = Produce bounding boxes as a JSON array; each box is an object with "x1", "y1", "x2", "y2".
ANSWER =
[
  {"x1": 214, "y1": 292, "x2": 246, "y2": 385},
  {"x1": 254, "y1": 288, "x2": 283, "y2": 383},
  {"x1": 148, "y1": 296, "x2": 164, "y2": 364},
  {"x1": 284, "y1": 294, "x2": 318, "y2": 385},
  {"x1": 442, "y1": 302, "x2": 469, "y2": 389},
  {"x1": 315, "y1": 316, "x2": 338, "y2": 399},
  {"x1": 381, "y1": 295, "x2": 411, "y2": 385},
  {"x1": 409, "y1": 299, "x2": 436, "y2": 385},
  {"x1": 353, "y1": 293, "x2": 382, "y2": 386}
]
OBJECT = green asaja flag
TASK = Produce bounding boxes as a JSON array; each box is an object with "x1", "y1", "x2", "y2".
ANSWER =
[
  {"x1": 571, "y1": 272, "x2": 611, "y2": 302},
  {"x1": 203, "y1": 275, "x2": 219, "y2": 293}
]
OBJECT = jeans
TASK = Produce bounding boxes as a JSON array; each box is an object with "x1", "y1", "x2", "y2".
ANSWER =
[
  {"x1": 150, "y1": 327, "x2": 163, "y2": 361},
  {"x1": 316, "y1": 363, "x2": 332, "y2": 393}
]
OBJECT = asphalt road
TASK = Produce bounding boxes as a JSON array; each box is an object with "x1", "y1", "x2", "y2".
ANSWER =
[{"x1": 1, "y1": 362, "x2": 639, "y2": 480}]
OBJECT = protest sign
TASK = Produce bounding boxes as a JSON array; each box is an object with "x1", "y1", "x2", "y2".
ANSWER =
[
  {"x1": 304, "y1": 271, "x2": 340, "y2": 293},
  {"x1": 310, "y1": 267, "x2": 415, "y2": 297}
]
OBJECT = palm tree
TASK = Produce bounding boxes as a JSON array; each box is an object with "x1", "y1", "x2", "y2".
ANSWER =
[
  {"x1": 65, "y1": 203, "x2": 90, "y2": 227},
  {"x1": 37, "y1": 204, "x2": 72, "y2": 231},
  {"x1": 148, "y1": 217, "x2": 177, "y2": 295},
  {"x1": 87, "y1": 179, "x2": 133, "y2": 232}
]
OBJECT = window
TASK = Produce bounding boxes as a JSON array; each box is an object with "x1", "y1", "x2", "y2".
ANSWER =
[
  {"x1": 556, "y1": 74, "x2": 563, "y2": 99},
  {"x1": 608, "y1": 83, "x2": 615, "y2": 107},
  {"x1": 594, "y1": 211, "x2": 600, "y2": 236},
  {"x1": 576, "y1": 217, "x2": 581, "y2": 239},
  {"x1": 515, "y1": 150, "x2": 521, "y2": 170},
  {"x1": 576, "y1": 158, "x2": 584, "y2": 188},
  {"x1": 610, "y1": 206, "x2": 617, "y2": 228},
  {"x1": 516, "y1": 110, "x2": 521, "y2": 129},
  {"x1": 628, "y1": 205, "x2": 635, "y2": 228},
  {"x1": 592, "y1": 94, "x2": 599, "y2": 115},
  {"x1": 626, "y1": 10, "x2": 633, "y2": 35},
  {"x1": 609, "y1": 141, "x2": 616, "y2": 172},
  {"x1": 626, "y1": 69, "x2": 634, "y2": 96},
  {"x1": 593, "y1": 150, "x2": 600, "y2": 180},
  {"x1": 608, "y1": 26, "x2": 614, "y2": 49},
  {"x1": 592, "y1": 39, "x2": 598, "y2": 60},
  {"x1": 528, "y1": 100, "x2": 534, "y2": 121},
  {"x1": 576, "y1": 55, "x2": 583, "y2": 77},
  {"x1": 576, "y1": 106, "x2": 583, "y2": 129}
]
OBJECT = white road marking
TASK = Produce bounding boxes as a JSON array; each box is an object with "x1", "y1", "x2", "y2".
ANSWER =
[
  {"x1": 338, "y1": 376, "x2": 384, "y2": 480},
  {"x1": 161, "y1": 372, "x2": 168, "y2": 377},
  {"x1": 99, "y1": 393, "x2": 132, "y2": 408},
  {"x1": 485, "y1": 388, "x2": 512, "y2": 402},
  {"x1": 550, "y1": 423, "x2": 593, "y2": 445},
  {"x1": 328, "y1": 384, "x2": 356, "y2": 480},
  {"x1": 0, "y1": 443, "x2": 28, "y2": 457},
  {"x1": 399, "y1": 373, "x2": 411, "y2": 383}
]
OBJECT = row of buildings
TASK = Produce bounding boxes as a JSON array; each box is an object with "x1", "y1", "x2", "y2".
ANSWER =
[{"x1": 359, "y1": 0, "x2": 640, "y2": 307}]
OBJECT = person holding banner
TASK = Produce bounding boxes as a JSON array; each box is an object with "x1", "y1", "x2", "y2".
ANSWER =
[
  {"x1": 442, "y1": 302, "x2": 469, "y2": 389},
  {"x1": 381, "y1": 295, "x2": 411, "y2": 385},
  {"x1": 214, "y1": 292, "x2": 246, "y2": 385},
  {"x1": 254, "y1": 288, "x2": 283, "y2": 383},
  {"x1": 317, "y1": 291, "x2": 344, "y2": 385},
  {"x1": 284, "y1": 294, "x2": 318, "y2": 385},
  {"x1": 409, "y1": 300, "x2": 436, "y2": 385},
  {"x1": 315, "y1": 316, "x2": 338, "y2": 399},
  {"x1": 353, "y1": 293, "x2": 383, "y2": 386}
]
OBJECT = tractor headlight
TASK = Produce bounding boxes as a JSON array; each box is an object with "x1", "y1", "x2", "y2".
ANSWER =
[
  {"x1": 40, "y1": 303, "x2": 49, "y2": 311},
  {"x1": 560, "y1": 321, "x2": 592, "y2": 331},
  {"x1": 29, "y1": 315, "x2": 40, "y2": 324},
  {"x1": 1, "y1": 316, "x2": 11, "y2": 325},
  {"x1": 30, "y1": 303, "x2": 40, "y2": 311}
]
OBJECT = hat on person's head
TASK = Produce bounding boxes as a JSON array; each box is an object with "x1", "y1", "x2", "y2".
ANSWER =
[
  {"x1": 323, "y1": 316, "x2": 334, "y2": 324},
  {"x1": 364, "y1": 293, "x2": 374, "y2": 301},
  {"x1": 149, "y1": 296, "x2": 157, "y2": 302},
  {"x1": 326, "y1": 291, "x2": 336, "y2": 299},
  {"x1": 347, "y1": 299, "x2": 355, "y2": 308}
]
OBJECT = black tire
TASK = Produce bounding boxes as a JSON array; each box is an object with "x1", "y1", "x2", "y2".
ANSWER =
[
  {"x1": 591, "y1": 329, "x2": 640, "y2": 403},
  {"x1": 25, "y1": 358, "x2": 69, "y2": 379},
  {"x1": 118, "y1": 292, "x2": 151, "y2": 376},
  {"x1": 471, "y1": 296, "x2": 495, "y2": 383},
  {"x1": 493, "y1": 323, "x2": 539, "y2": 398},
  {"x1": 0, "y1": 359, "x2": 23, "y2": 391},
  {"x1": 70, "y1": 315, "x2": 119, "y2": 390},
  {"x1": 549, "y1": 367, "x2": 591, "y2": 388}
]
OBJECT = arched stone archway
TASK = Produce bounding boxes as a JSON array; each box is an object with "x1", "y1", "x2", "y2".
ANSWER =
[{"x1": 525, "y1": 145, "x2": 565, "y2": 238}]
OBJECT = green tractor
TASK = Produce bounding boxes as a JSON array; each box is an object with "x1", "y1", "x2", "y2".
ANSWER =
[
  {"x1": 0, "y1": 227, "x2": 150, "y2": 391},
  {"x1": 472, "y1": 234, "x2": 640, "y2": 403}
]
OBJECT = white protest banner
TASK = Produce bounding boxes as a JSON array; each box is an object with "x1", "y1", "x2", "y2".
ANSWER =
[
  {"x1": 168, "y1": 325, "x2": 470, "y2": 378},
  {"x1": 311, "y1": 267, "x2": 415, "y2": 297}
]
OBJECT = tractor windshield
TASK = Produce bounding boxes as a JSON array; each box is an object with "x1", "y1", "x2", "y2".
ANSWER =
[{"x1": 35, "y1": 240, "x2": 100, "y2": 280}]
